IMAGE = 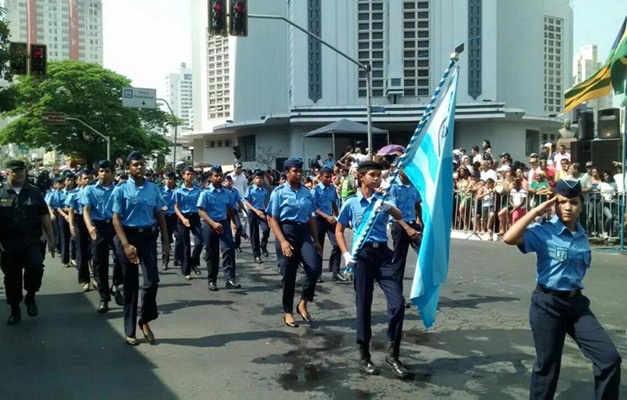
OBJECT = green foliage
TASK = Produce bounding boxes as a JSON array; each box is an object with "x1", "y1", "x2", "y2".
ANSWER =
[
  {"x1": 0, "y1": 6, "x2": 10, "y2": 80},
  {"x1": 0, "y1": 60, "x2": 172, "y2": 166}
]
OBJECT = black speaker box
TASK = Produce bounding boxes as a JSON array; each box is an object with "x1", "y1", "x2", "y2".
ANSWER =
[
  {"x1": 577, "y1": 110, "x2": 595, "y2": 140},
  {"x1": 597, "y1": 108, "x2": 620, "y2": 139},
  {"x1": 574, "y1": 139, "x2": 623, "y2": 175}
]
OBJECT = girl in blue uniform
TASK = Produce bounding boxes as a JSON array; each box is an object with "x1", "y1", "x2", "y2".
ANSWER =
[{"x1": 503, "y1": 179, "x2": 621, "y2": 399}]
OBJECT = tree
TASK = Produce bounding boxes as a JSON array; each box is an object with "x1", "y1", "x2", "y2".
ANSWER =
[
  {"x1": 0, "y1": 6, "x2": 16, "y2": 111},
  {"x1": 0, "y1": 60, "x2": 172, "y2": 167},
  {"x1": 256, "y1": 145, "x2": 284, "y2": 170}
]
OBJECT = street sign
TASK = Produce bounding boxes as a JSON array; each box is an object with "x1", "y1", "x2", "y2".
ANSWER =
[
  {"x1": 42, "y1": 112, "x2": 66, "y2": 124},
  {"x1": 121, "y1": 87, "x2": 157, "y2": 109}
]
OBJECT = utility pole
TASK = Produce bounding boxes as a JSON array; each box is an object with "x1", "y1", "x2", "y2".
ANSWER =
[
  {"x1": 157, "y1": 98, "x2": 178, "y2": 167},
  {"x1": 65, "y1": 117, "x2": 110, "y2": 161}
]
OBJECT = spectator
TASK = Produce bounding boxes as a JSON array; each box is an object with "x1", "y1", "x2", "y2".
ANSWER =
[
  {"x1": 540, "y1": 142, "x2": 553, "y2": 162},
  {"x1": 471, "y1": 146, "x2": 482, "y2": 164},
  {"x1": 479, "y1": 160, "x2": 497, "y2": 182},
  {"x1": 456, "y1": 167, "x2": 473, "y2": 231},
  {"x1": 528, "y1": 171, "x2": 551, "y2": 208},
  {"x1": 352, "y1": 147, "x2": 368, "y2": 165},
  {"x1": 553, "y1": 144, "x2": 571, "y2": 166},
  {"x1": 527, "y1": 157, "x2": 542, "y2": 183},
  {"x1": 509, "y1": 178, "x2": 528, "y2": 224},
  {"x1": 555, "y1": 158, "x2": 570, "y2": 181},
  {"x1": 476, "y1": 178, "x2": 496, "y2": 238},
  {"x1": 482, "y1": 140, "x2": 493, "y2": 161},
  {"x1": 323, "y1": 153, "x2": 335, "y2": 169},
  {"x1": 599, "y1": 172, "x2": 618, "y2": 238}
]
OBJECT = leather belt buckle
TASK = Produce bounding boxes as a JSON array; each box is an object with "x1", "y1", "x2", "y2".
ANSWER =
[{"x1": 372, "y1": 242, "x2": 379, "y2": 248}]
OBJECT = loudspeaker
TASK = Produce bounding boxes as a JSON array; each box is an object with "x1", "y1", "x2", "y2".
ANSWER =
[
  {"x1": 575, "y1": 139, "x2": 622, "y2": 174},
  {"x1": 577, "y1": 110, "x2": 595, "y2": 140},
  {"x1": 597, "y1": 108, "x2": 620, "y2": 139}
]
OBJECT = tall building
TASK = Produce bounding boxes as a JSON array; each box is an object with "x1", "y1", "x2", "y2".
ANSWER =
[
  {"x1": 572, "y1": 44, "x2": 612, "y2": 115},
  {"x1": 166, "y1": 62, "x2": 194, "y2": 133},
  {"x1": 187, "y1": 0, "x2": 573, "y2": 167},
  {"x1": 4, "y1": 0, "x2": 103, "y2": 65}
]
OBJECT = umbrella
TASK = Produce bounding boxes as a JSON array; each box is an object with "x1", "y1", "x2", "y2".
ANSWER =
[{"x1": 377, "y1": 144, "x2": 406, "y2": 156}]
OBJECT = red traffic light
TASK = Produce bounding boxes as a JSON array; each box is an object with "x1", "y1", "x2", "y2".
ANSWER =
[
  {"x1": 213, "y1": 2, "x2": 222, "y2": 11},
  {"x1": 234, "y1": 2, "x2": 245, "y2": 13},
  {"x1": 33, "y1": 48, "x2": 44, "y2": 57}
]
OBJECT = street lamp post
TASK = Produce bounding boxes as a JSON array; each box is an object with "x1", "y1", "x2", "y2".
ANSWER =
[
  {"x1": 157, "y1": 98, "x2": 177, "y2": 167},
  {"x1": 65, "y1": 117, "x2": 110, "y2": 161},
  {"x1": 248, "y1": 14, "x2": 374, "y2": 159}
]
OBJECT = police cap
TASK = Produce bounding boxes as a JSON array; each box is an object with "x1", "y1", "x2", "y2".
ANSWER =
[
  {"x1": 126, "y1": 151, "x2": 144, "y2": 163},
  {"x1": 98, "y1": 160, "x2": 113, "y2": 170},
  {"x1": 319, "y1": 166, "x2": 333, "y2": 174},
  {"x1": 166, "y1": 171, "x2": 176, "y2": 179},
  {"x1": 283, "y1": 158, "x2": 303, "y2": 170},
  {"x1": 209, "y1": 164, "x2": 223, "y2": 174},
  {"x1": 182, "y1": 166, "x2": 194, "y2": 173},
  {"x1": 554, "y1": 179, "x2": 582, "y2": 198},
  {"x1": 5, "y1": 159, "x2": 26, "y2": 170}
]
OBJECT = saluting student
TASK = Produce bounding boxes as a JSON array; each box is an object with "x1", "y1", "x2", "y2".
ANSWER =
[
  {"x1": 243, "y1": 170, "x2": 270, "y2": 264},
  {"x1": 174, "y1": 166, "x2": 203, "y2": 279},
  {"x1": 503, "y1": 180, "x2": 621, "y2": 399},
  {"x1": 266, "y1": 158, "x2": 322, "y2": 328},
  {"x1": 110, "y1": 151, "x2": 170, "y2": 346},
  {"x1": 336, "y1": 161, "x2": 410, "y2": 379}
]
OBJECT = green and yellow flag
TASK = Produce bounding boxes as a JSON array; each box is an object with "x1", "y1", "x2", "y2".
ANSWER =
[{"x1": 564, "y1": 16, "x2": 627, "y2": 112}]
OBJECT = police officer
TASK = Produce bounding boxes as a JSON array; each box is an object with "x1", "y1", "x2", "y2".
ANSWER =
[
  {"x1": 0, "y1": 160, "x2": 56, "y2": 325},
  {"x1": 266, "y1": 158, "x2": 322, "y2": 328},
  {"x1": 388, "y1": 169, "x2": 422, "y2": 281},
  {"x1": 110, "y1": 152, "x2": 170, "y2": 346},
  {"x1": 312, "y1": 166, "x2": 347, "y2": 282},
  {"x1": 82, "y1": 160, "x2": 124, "y2": 313},
  {"x1": 66, "y1": 169, "x2": 94, "y2": 292},
  {"x1": 336, "y1": 161, "x2": 409, "y2": 379},
  {"x1": 243, "y1": 170, "x2": 270, "y2": 264},
  {"x1": 174, "y1": 166, "x2": 203, "y2": 279},
  {"x1": 197, "y1": 165, "x2": 239, "y2": 291},
  {"x1": 161, "y1": 172, "x2": 182, "y2": 271},
  {"x1": 503, "y1": 180, "x2": 621, "y2": 399}
]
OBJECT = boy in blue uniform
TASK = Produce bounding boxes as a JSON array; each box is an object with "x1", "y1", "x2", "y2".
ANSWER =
[
  {"x1": 267, "y1": 158, "x2": 322, "y2": 328},
  {"x1": 66, "y1": 169, "x2": 93, "y2": 292},
  {"x1": 174, "y1": 166, "x2": 203, "y2": 279},
  {"x1": 336, "y1": 161, "x2": 409, "y2": 379},
  {"x1": 243, "y1": 170, "x2": 270, "y2": 264},
  {"x1": 161, "y1": 172, "x2": 181, "y2": 271},
  {"x1": 504, "y1": 180, "x2": 621, "y2": 399},
  {"x1": 197, "y1": 165, "x2": 239, "y2": 291},
  {"x1": 110, "y1": 152, "x2": 170, "y2": 346}
]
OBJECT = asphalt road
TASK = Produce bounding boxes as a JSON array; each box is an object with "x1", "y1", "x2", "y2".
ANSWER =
[{"x1": 0, "y1": 233, "x2": 626, "y2": 400}]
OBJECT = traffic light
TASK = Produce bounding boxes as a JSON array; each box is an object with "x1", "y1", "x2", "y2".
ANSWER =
[
  {"x1": 30, "y1": 44, "x2": 47, "y2": 76},
  {"x1": 233, "y1": 145, "x2": 241, "y2": 160},
  {"x1": 9, "y1": 42, "x2": 28, "y2": 75},
  {"x1": 229, "y1": 0, "x2": 248, "y2": 37},
  {"x1": 208, "y1": 0, "x2": 227, "y2": 36}
]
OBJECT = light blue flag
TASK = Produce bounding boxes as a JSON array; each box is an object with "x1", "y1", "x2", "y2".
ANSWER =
[{"x1": 403, "y1": 69, "x2": 459, "y2": 329}]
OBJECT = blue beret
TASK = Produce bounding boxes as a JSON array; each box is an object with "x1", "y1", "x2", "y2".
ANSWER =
[
  {"x1": 253, "y1": 169, "x2": 264, "y2": 177},
  {"x1": 53, "y1": 177, "x2": 63, "y2": 183},
  {"x1": 283, "y1": 157, "x2": 303, "y2": 170},
  {"x1": 126, "y1": 151, "x2": 144, "y2": 162},
  {"x1": 209, "y1": 164, "x2": 223, "y2": 174},
  {"x1": 63, "y1": 169, "x2": 74, "y2": 176},
  {"x1": 182, "y1": 166, "x2": 194, "y2": 173},
  {"x1": 554, "y1": 179, "x2": 582, "y2": 198},
  {"x1": 319, "y1": 167, "x2": 333, "y2": 174},
  {"x1": 98, "y1": 160, "x2": 112, "y2": 170},
  {"x1": 166, "y1": 172, "x2": 176, "y2": 179}
]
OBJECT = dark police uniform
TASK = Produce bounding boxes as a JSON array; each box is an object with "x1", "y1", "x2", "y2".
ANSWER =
[
  {"x1": 516, "y1": 180, "x2": 621, "y2": 399},
  {"x1": 388, "y1": 176, "x2": 422, "y2": 281},
  {"x1": 110, "y1": 165, "x2": 167, "y2": 341},
  {"x1": 243, "y1": 171, "x2": 270, "y2": 262},
  {"x1": 0, "y1": 162, "x2": 50, "y2": 324},
  {"x1": 197, "y1": 172, "x2": 238, "y2": 289},
  {"x1": 311, "y1": 170, "x2": 343, "y2": 280},
  {"x1": 266, "y1": 159, "x2": 321, "y2": 319},
  {"x1": 174, "y1": 176, "x2": 203, "y2": 277}
]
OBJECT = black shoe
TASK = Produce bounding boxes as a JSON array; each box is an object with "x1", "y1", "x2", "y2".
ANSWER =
[
  {"x1": 385, "y1": 341, "x2": 410, "y2": 379},
  {"x1": 192, "y1": 266, "x2": 201, "y2": 275},
  {"x1": 208, "y1": 281, "x2": 219, "y2": 292},
  {"x1": 97, "y1": 301, "x2": 109, "y2": 313},
  {"x1": 357, "y1": 344, "x2": 379, "y2": 375},
  {"x1": 174, "y1": 260, "x2": 181, "y2": 267},
  {"x1": 111, "y1": 287, "x2": 124, "y2": 307},
  {"x1": 7, "y1": 306, "x2": 21, "y2": 325},
  {"x1": 25, "y1": 302, "x2": 38, "y2": 317},
  {"x1": 255, "y1": 256, "x2": 263, "y2": 264},
  {"x1": 332, "y1": 272, "x2": 350, "y2": 282},
  {"x1": 139, "y1": 321, "x2": 156, "y2": 344},
  {"x1": 161, "y1": 263, "x2": 169, "y2": 271},
  {"x1": 235, "y1": 247, "x2": 243, "y2": 253},
  {"x1": 226, "y1": 280, "x2": 241, "y2": 289},
  {"x1": 262, "y1": 248, "x2": 269, "y2": 257}
]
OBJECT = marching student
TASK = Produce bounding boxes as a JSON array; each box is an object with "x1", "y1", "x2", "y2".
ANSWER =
[
  {"x1": 161, "y1": 172, "x2": 181, "y2": 271},
  {"x1": 503, "y1": 180, "x2": 621, "y2": 399},
  {"x1": 266, "y1": 158, "x2": 322, "y2": 328},
  {"x1": 336, "y1": 161, "x2": 409, "y2": 379},
  {"x1": 174, "y1": 167, "x2": 203, "y2": 279},
  {"x1": 243, "y1": 169, "x2": 270, "y2": 264},
  {"x1": 197, "y1": 165, "x2": 239, "y2": 291},
  {"x1": 66, "y1": 169, "x2": 94, "y2": 292},
  {"x1": 223, "y1": 174, "x2": 248, "y2": 255},
  {"x1": 110, "y1": 152, "x2": 170, "y2": 346}
]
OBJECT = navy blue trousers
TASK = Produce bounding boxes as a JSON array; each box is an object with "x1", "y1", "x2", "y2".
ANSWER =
[
  {"x1": 163, "y1": 214, "x2": 182, "y2": 265},
  {"x1": 74, "y1": 215, "x2": 91, "y2": 284},
  {"x1": 529, "y1": 290, "x2": 621, "y2": 399},
  {"x1": 315, "y1": 216, "x2": 341, "y2": 274},
  {"x1": 248, "y1": 212, "x2": 269, "y2": 257},
  {"x1": 390, "y1": 221, "x2": 421, "y2": 284},
  {"x1": 354, "y1": 243, "x2": 405, "y2": 345},
  {"x1": 177, "y1": 213, "x2": 203, "y2": 275},
  {"x1": 93, "y1": 220, "x2": 123, "y2": 302},
  {"x1": 202, "y1": 220, "x2": 236, "y2": 282},
  {"x1": 114, "y1": 228, "x2": 159, "y2": 338}
]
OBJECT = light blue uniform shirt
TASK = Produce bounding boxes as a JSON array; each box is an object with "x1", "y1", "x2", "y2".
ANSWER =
[
  {"x1": 245, "y1": 185, "x2": 269, "y2": 210},
  {"x1": 311, "y1": 182, "x2": 337, "y2": 216},
  {"x1": 520, "y1": 215, "x2": 591, "y2": 291},
  {"x1": 81, "y1": 181, "x2": 114, "y2": 221},
  {"x1": 337, "y1": 190, "x2": 393, "y2": 245},
  {"x1": 389, "y1": 178, "x2": 421, "y2": 222},
  {"x1": 44, "y1": 190, "x2": 55, "y2": 206},
  {"x1": 174, "y1": 185, "x2": 202, "y2": 214},
  {"x1": 197, "y1": 184, "x2": 235, "y2": 221},
  {"x1": 64, "y1": 187, "x2": 84, "y2": 214},
  {"x1": 161, "y1": 186, "x2": 176, "y2": 215},
  {"x1": 109, "y1": 177, "x2": 166, "y2": 227},
  {"x1": 50, "y1": 189, "x2": 68, "y2": 210},
  {"x1": 227, "y1": 187, "x2": 242, "y2": 206},
  {"x1": 267, "y1": 182, "x2": 315, "y2": 223}
]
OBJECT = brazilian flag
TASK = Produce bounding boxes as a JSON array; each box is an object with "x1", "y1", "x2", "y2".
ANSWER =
[{"x1": 564, "y1": 16, "x2": 627, "y2": 112}]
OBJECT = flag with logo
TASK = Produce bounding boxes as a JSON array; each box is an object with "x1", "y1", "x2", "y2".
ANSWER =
[{"x1": 402, "y1": 68, "x2": 459, "y2": 328}]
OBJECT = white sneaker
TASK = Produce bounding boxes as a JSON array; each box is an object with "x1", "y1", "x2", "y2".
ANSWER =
[{"x1": 185, "y1": 275, "x2": 192, "y2": 280}]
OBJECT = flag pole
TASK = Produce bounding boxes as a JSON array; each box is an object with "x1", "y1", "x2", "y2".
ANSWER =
[
  {"x1": 345, "y1": 44, "x2": 465, "y2": 272},
  {"x1": 621, "y1": 86, "x2": 626, "y2": 252}
]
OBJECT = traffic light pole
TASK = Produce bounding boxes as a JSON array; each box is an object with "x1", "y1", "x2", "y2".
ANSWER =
[
  {"x1": 248, "y1": 14, "x2": 375, "y2": 159},
  {"x1": 65, "y1": 117, "x2": 110, "y2": 161},
  {"x1": 157, "y1": 98, "x2": 177, "y2": 167}
]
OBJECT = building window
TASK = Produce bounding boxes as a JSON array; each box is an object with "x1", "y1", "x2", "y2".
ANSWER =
[
  {"x1": 239, "y1": 135, "x2": 256, "y2": 162},
  {"x1": 308, "y1": 0, "x2": 322, "y2": 102},
  {"x1": 468, "y1": 0, "x2": 482, "y2": 99},
  {"x1": 206, "y1": 33, "x2": 230, "y2": 119},
  {"x1": 357, "y1": 0, "x2": 385, "y2": 97},
  {"x1": 543, "y1": 16, "x2": 563, "y2": 113},
  {"x1": 403, "y1": 1, "x2": 430, "y2": 98}
]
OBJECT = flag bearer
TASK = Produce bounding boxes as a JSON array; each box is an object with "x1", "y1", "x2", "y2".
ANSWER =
[
  {"x1": 266, "y1": 158, "x2": 322, "y2": 328},
  {"x1": 336, "y1": 161, "x2": 409, "y2": 379},
  {"x1": 111, "y1": 152, "x2": 170, "y2": 346},
  {"x1": 503, "y1": 179, "x2": 621, "y2": 399}
]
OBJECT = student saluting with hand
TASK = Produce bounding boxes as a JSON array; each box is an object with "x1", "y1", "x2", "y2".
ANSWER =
[{"x1": 503, "y1": 179, "x2": 621, "y2": 399}]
